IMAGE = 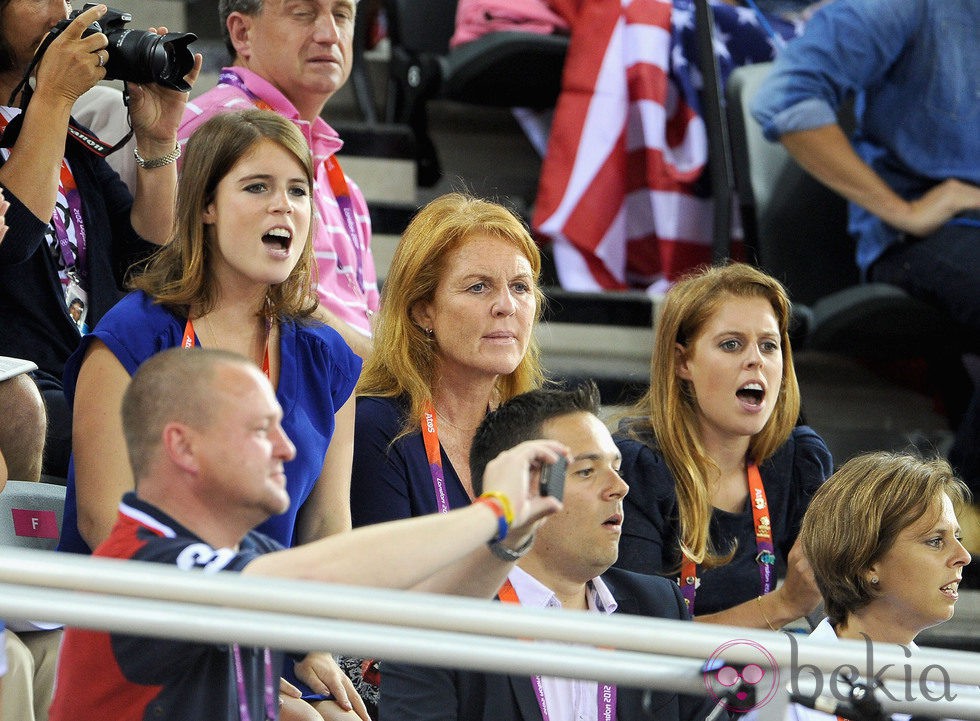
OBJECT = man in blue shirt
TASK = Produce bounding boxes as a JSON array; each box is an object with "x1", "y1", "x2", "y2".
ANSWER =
[{"x1": 750, "y1": 0, "x2": 980, "y2": 491}]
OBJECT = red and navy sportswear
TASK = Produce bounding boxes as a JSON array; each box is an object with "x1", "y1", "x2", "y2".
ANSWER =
[{"x1": 49, "y1": 493, "x2": 284, "y2": 721}]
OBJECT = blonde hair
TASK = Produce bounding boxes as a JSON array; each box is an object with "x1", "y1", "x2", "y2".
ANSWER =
[
  {"x1": 357, "y1": 193, "x2": 545, "y2": 435},
  {"x1": 131, "y1": 109, "x2": 318, "y2": 321},
  {"x1": 625, "y1": 262, "x2": 801, "y2": 569},
  {"x1": 801, "y1": 451, "x2": 970, "y2": 627}
]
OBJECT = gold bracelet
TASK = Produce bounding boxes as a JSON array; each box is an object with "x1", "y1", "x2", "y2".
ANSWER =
[{"x1": 756, "y1": 595, "x2": 777, "y2": 631}]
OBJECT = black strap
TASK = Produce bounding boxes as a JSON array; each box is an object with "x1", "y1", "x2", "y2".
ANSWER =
[{"x1": 2, "y1": 27, "x2": 134, "y2": 157}]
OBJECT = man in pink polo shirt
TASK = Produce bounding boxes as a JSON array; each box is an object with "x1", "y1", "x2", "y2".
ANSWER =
[{"x1": 180, "y1": 0, "x2": 376, "y2": 359}]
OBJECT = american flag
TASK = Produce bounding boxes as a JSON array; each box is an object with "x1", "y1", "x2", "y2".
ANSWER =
[{"x1": 533, "y1": 0, "x2": 800, "y2": 293}]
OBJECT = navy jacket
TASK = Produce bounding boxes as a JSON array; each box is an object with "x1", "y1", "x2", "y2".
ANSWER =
[
  {"x1": 0, "y1": 115, "x2": 153, "y2": 380},
  {"x1": 381, "y1": 567, "x2": 715, "y2": 721}
]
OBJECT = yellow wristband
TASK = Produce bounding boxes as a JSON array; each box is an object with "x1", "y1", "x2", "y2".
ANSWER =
[
  {"x1": 474, "y1": 496, "x2": 508, "y2": 542},
  {"x1": 479, "y1": 491, "x2": 514, "y2": 526}
]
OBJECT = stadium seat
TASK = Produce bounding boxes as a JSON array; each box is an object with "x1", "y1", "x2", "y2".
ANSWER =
[
  {"x1": 725, "y1": 62, "x2": 969, "y2": 362},
  {"x1": 0, "y1": 480, "x2": 66, "y2": 551},
  {"x1": 382, "y1": 0, "x2": 568, "y2": 186}
]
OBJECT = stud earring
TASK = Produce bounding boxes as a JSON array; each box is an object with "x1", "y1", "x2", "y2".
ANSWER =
[
  {"x1": 870, "y1": 575, "x2": 879, "y2": 585},
  {"x1": 423, "y1": 327, "x2": 434, "y2": 338}
]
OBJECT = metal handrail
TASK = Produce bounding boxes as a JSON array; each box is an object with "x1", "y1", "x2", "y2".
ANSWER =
[{"x1": 3, "y1": 548, "x2": 979, "y2": 719}]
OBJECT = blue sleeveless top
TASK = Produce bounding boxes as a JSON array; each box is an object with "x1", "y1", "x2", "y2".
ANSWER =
[{"x1": 57, "y1": 290, "x2": 360, "y2": 553}]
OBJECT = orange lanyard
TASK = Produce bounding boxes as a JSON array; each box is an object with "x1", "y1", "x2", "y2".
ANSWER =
[
  {"x1": 420, "y1": 400, "x2": 451, "y2": 513},
  {"x1": 0, "y1": 112, "x2": 86, "y2": 282},
  {"x1": 499, "y1": 579, "x2": 617, "y2": 721},
  {"x1": 182, "y1": 317, "x2": 271, "y2": 378},
  {"x1": 679, "y1": 462, "x2": 775, "y2": 614}
]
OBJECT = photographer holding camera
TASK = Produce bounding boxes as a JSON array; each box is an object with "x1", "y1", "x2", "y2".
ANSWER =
[{"x1": 0, "y1": 1, "x2": 202, "y2": 480}]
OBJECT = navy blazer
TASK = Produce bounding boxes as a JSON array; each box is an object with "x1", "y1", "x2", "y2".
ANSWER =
[{"x1": 380, "y1": 567, "x2": 714, "y2": 721}]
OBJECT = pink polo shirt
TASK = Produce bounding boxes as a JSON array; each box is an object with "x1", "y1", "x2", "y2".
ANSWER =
[{"x1": 179, "y1": 68, "x2": 379, "y2": 338}]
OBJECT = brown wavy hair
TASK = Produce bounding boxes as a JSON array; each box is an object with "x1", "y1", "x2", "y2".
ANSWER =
[
  {"x1": 801, "y1": 451, "x2": 970, "y2": 628},
  {"x1": 131, "y1": 109, "x2": 318, "y2": 321}
]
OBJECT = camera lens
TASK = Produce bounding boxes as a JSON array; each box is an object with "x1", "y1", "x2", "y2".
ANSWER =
[
  {"x1": 105, "y1": 28, "x2": 197, "y2": 92},
  {"x1": 61, "y1": 4, "x2": 197, "y2": 92}
]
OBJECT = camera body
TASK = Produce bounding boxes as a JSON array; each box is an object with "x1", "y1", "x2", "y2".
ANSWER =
[
  {"x1": 52, "y1": 4, "x2": 196, "y2": 92},
  {"x1": 539, "y1": 456, "x2": 567, "y2": 501}
]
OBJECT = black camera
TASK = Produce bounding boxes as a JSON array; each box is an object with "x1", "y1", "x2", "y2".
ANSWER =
[
  {"x1": 539, "y1": 456, "x2": 566, "y2": 501},
  {"x1": 52, "y1": 4, "x2": 196, "y2": 92}
]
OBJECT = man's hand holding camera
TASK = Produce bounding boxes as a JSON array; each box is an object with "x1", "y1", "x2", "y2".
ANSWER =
[
  {"x1": 35, "y1": 3, "x2": 202, "y2": 165},
  {"x1": 481, "y1": 440, "x2": 566, "y2": 556},
  {"x1": 37, "y1": 4, "x2": 204, "y2": 242},
  {"x1": 124, "y1": 27, "x2": 199, "y2": 244},
  {"x1": 0, "y1": 4, "x2": 113, "y2": 221}
]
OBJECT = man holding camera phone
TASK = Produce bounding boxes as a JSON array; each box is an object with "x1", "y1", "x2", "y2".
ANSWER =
[
  {"x1": 48, "y1": 347, "x2": 562, "y2": 721},
  {"x1": 180, "y1": 0, "x2": 376, "y2": 360},
  {"x1": 382, "y1": 383, "x2": 712, "y2": 721},
  {"x1": 0, "y1": 0, "x2": 202, "y2": 480}
]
